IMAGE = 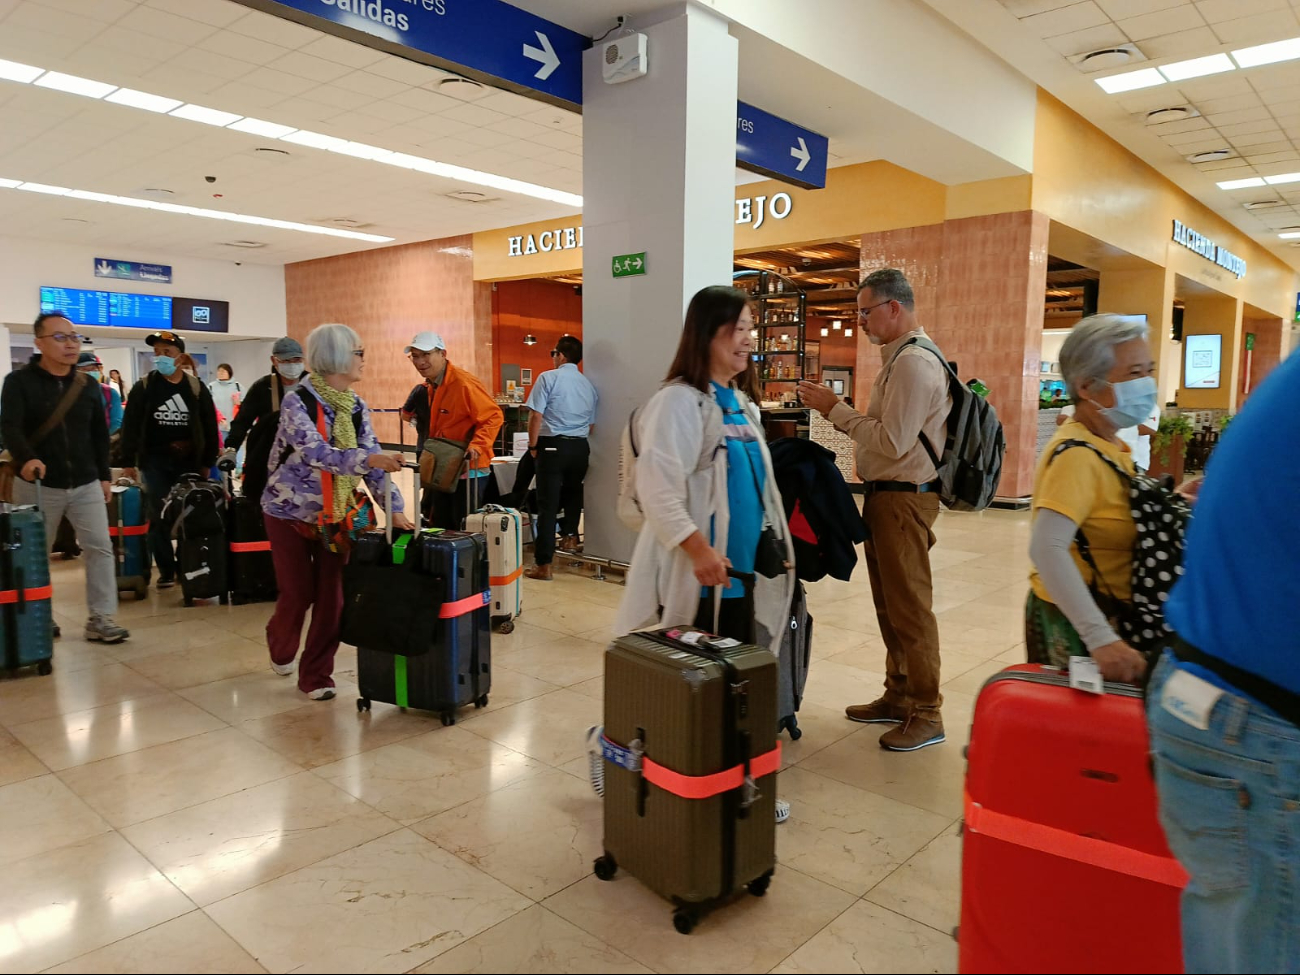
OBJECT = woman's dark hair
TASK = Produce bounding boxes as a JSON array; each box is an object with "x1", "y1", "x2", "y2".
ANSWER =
[
  {"x1": 217, "y1": 363, "x2": 233, "y2": 377},
  {"x1": 665, "y1": 285, "x2": 751, "y2": 392},
  {"x1": 736, "y1": 358, "x2": 760, "y2": 401}
]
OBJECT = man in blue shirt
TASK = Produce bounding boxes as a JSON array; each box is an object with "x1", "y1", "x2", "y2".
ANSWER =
[
  {"x1": 524, "y1": 336, "x2": 598, "y2": 580},
  {"x1": 1146, "y1": 349, "x2": 1300, "y2": 974}
]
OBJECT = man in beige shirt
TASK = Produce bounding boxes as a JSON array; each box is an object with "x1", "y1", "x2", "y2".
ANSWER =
[{"x1": 798, "y1": 268, "x2": 951, "y2": 752}]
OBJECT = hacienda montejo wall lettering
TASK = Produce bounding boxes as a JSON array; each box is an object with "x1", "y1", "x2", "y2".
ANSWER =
[
  {"x1": 506, "y1": 193, "x2": 795, "y2": 256},
  {"x1": 1172, "y1": 219, "x2": 1246, "y2": 280}
]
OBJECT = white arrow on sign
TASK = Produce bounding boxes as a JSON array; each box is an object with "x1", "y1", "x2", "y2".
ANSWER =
[
  {"x1": 523, "y1": 31, "x2": 560, "y2": 81},
  {"x1": 790, "y1": 137, "x2": 811, "y2": 173},
  {"x1": 632, "y1": 257, "x2": 643, "y2": 270}
]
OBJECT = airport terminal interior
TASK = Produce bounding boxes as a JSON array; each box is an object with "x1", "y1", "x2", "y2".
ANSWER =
[{"x1": 1, "y1": 0, "x2": 1299, "y2": 972}]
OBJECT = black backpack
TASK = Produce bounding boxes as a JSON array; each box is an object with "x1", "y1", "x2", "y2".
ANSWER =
[
  {"x1": 1046, "y1": 439, "x2": 1191, "y2": 655},
  {"x1": 891, "y1": 337, "x2": 1005, "y2": 511}
]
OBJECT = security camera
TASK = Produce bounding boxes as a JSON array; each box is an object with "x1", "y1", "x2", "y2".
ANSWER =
[{"x1": 205, "y1": 175, "x2": 217, "y2": 183}]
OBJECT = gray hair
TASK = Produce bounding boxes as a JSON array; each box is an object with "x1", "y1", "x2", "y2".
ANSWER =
[
  {"x1": 1059, "y1": 314, "x2": 1150, "y2": 399},
  {"x1": 306, "y1": 323, "x2": 361, "y2": 376},
  {"x1": 859, "y1": 268, "x2": 915, "y2": 309}
]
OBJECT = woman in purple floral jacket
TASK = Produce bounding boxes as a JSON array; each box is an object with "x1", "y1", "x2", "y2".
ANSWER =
[{"x1": 261, "y1": 323, "x2": 413, "y2": 700}]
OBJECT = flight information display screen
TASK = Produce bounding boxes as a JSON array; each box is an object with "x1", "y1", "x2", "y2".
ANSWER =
[
  {"x1": 39, "y1": 287, "x2": 110, "y2": 325},
  {"x1": 109, "y1": 292, "x2": 172, "y2": 330}
]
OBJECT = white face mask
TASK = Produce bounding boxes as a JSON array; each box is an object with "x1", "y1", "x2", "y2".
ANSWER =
[{"x1": 276, "y1": 361, "x2": 305, "y2": 381}]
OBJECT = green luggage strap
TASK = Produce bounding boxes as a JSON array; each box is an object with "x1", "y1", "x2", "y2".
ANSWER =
[
  {"x1": 393, "y1": 655, "x2": 409, "y2": 708},
  {"x1": 391, "y1": 532, "x2": 414, "y2": 565}
]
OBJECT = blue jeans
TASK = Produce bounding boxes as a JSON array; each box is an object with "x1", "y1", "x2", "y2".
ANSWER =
[{"x1": 1147, "y1": 653, "x2": 1300, "y2": 973}]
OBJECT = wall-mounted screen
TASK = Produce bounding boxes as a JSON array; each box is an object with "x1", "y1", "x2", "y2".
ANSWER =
[
  {"x1": 171, "y1": 297, "x2": 229, "y2": 333},
  {"x1": 109, "y1": 292, "x2": 172, "y2": 331},
  {"x1": 1184, "y1": 334, "x2": 1222, "y2": 389},
  {"x1": 40, "y1": 287, "x2": 109, "y2": 325}
]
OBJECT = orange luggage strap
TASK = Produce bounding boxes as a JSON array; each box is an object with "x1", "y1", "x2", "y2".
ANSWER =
[
  {"x1": 107, "y1": 523, "x2": 149, "y2": 537},
  {"x1": 0, "y1": 585, "x2": 53, "y2": 606},
  {"x1": 230, "y1": 541, "x2": 271, "y2": 553},
  {"x1": 490, "y1": 565, "x2": 524, "y2": 587},
  {"x1": 439, "y1": 590, "x2": 490, "y2": 619},
  {"x1": 602, "y1": 733, "x2": 782, "y2": 800},
  {"x1": 963, "y1": 792, "x2": 1188, "y2": 889}
]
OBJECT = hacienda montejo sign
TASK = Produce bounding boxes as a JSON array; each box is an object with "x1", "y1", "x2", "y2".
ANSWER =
[
  {"x1": 1172, "y1": 219, "x2": 1246, "y2": 279},
  {"x1": 507, "y1": 193, "x2": 795, "y2": 257}
]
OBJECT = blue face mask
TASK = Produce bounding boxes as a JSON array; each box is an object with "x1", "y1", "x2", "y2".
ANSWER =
[
  {"x1": 1099, "y1": 375, "x2": 1158, "y2": 429},
  {"x1": 153, "y1": 355, "x2": 177, "y2": 377}
]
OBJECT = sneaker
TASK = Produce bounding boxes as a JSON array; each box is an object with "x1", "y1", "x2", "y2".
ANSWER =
[
  {"x1": 845, "y1": 697, "x2": 909, "y2": 724},
  {"x1": 879, "y1": 711, "x2": 946, "y2": 752},
  {"x1": 84, "y1": 615, "x2": 129, "y2": 644},
  {"x1": 306, "y1": 687, "x2": 336, "y2": 701},
  {"x1": 156, "y1": 576, "x2": 176, "y2": 590},
  {"x1": 524, "y1": 563, "x2": 553, "y2": 581},
  {"x1": 775, "y1": 799, "x2": 790, "y2": 823},
  {"x1": 271, "y1": 660, "x2": 295, "y2": 676},
  {"x1": 585, "y1": 725, "x2": 605, "y2": 798}
]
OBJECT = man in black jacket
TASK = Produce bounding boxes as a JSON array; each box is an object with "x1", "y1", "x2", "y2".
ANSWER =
[
  {"x1": 0, "y1": 313, "x2": 128, "y2": 643},
  {"x1": 120, "y1": 330, "x2": 219, "y2": 588},
  {"x1": 221, "y1": 336, "x2": 305, "y2": 502}
]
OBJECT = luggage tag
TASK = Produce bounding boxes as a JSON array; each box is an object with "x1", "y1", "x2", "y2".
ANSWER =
[{"x1": 1069, "y1": 654, "x2": 1104, "y2": 695}]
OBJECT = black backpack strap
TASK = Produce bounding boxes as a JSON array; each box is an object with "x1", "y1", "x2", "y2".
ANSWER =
[
  {"x1": 1044, "y1": 439, "x2": 1130, "y2": 608},
  {"x1": 278, "y1": 387, "x2": 314, "y2": 467}
]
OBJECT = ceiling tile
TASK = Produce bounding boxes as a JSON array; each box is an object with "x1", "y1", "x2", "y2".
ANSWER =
[
  {"x1": 1115, "y1": 87, "x2": 1185, "y2": 112},
  {"x1": 1150, "y1": 116, "x2": 1212, "y2": 134},
  {"x1": 472, "y1": 90, "x2": 546, "y2": 118},
  {"x1": 37, "y1": 0, "x2": 134, "y2": 22},
  {"x1": 174, "y1": 47, "x2": 261, "y2": 82},
  {"x1": 1166, "y1": 133, "x2": 1233, "y2": 150},
  {"x1": 305, "y1": 84, "x2": 373, "y2": 112},
  {"x1": 1020, "y1": 1, "x2": 1111, "y2": 38},
  {"x1": 144, "y1": 0, "x2": 247, "y2": 29},
  {"x1": 7, "y1": 0, "x2": 109, "y2": 42},
  {"x1": 269, "y1": 51, "x2": 355, "y2": 84},
  {"x1": 297, "y1": 34, "x2": 388, "y2": 68},
  {"x1": 0, "y1": 21, "x2": 89, "y2": 59},
  {"x1": 1246, "y1": 150, "x2": 1300, "y2": 164},
  {"x1": 1206, "y1": 106, "x2": 1274, "y2": 125},
  {"x1": 1194, "y1": 92, "x2": 1266, "y2": 114},
  {"x1": 1176, "y1": 72, "x2": 1255, "y2": 98},
  {"x1": 1192, "y1": 156, "x2": 1247, "y2": 170},
  {"x1": 1194, "y1": 0, "x2": 1289, "y2": 24},
  {"x1": 226, "y1": 9, "x2": 320, "y2": 49},
  {"x1": 1116, "y1": 5, "x2": 1207, "y2": 40},
  {"x1": 1003, "y1": 1, "x2": 1083, "y2": 16},
  {"x1": 438, "y1": 102, "x2": 509, "y2": 127},
  {"x1": 364, "y1": 56, "x2": 452, "y2": 87},
  {"x1": 1250, "y1": 61, "x2": 1300, "y2": 94},
  {"x1": 1219, "y1": 118, "x2": 1284, "y2": 136},
  {"x1": 531, "y1": 129, "x2": 581, "y2": 151},
  {"x1": 197, "y1": 28, "x2": 290, "y2": 66},
  {"x1": 458, "y1": 127, "x2": 520, "y2": 149},
  {"x1": 338, "y1": 70, "x2": 409, "y2": 100},
  {"x1": 138, "y1": 62, "x2": 231, "y2": 96},
  {"x1": 366, "y1": 101, "x2": 425, "y2": 125},
  {"x1": 1231, "y1": 137, "x2": 1290, "y2": 151},
  {"x1": 117, "y1": 4, "x2": 218, "y2": 45},
  {"x1": 241, "y1": 66, "x2": 319, "y2": 98},
  {"x1": 488, "y1": 116, "x2": 554, "y2": 140},
  {"x1": 1209, "y1": 8, "x2": 1300, "y2": 43},
  {"x1": 388, "y1": 86, "x2": 462, "y2": 114},
  {"x1": 1044, "y1": 23, "x2": 1130, "y2": 56},
  {"x1": 1136, "y1": 25, "x2": 1220, "y2": 57},
  {"x1": 1096, "y1": 0, "x2": 1184, "y2": 19}
]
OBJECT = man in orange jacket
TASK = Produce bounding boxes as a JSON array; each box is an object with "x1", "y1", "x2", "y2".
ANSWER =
[{"x1": 401, "y1": 332, "x2": 503, "y2": 528}]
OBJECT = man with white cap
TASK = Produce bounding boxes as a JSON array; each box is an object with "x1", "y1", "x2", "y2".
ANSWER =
[
  {"x1": 401, "y1": 331, "x2": 502, "y2": 528},
  {"x1": 223, "y1": 336, "x2": 306, "y2": 502}
]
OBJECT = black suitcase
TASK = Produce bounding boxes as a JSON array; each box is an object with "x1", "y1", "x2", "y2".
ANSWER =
[
  {"x1": 228, "y1": 493, "x2": 276, "y2": 604},
  {"x1": 171, "y1": 480, "x2": 228, "y2": 607}
]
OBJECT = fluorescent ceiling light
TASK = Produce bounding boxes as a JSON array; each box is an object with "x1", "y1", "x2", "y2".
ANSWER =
[
  {"x1": 168, "y1": 103, "x2": 242, "y2": 127},
  {"x1": 1217, "y1": 176, "x2": 1267, "y2": 189},
  {"x1": 227, "y1": 117, "x2": 297, "y2": 139},
  {"x1": 105, "y1": 88, "x2": 183, "y2": 113},
  {"x1": 1263, "y1": 172, "x2": 1300, "y2": 185},
  {"x1": 1232, "y1": 37, "x2": 1300, "y2": 68},
  {"x1": 1, "y1": 180, "x2": 393, "y2": 242},
  {"x1": 1095, "y1": 68, "x2": 1165, "y2": 93},
  {"x1": 1279, "y1": 232, "x2": 1300, "y2": 239},
  {"x1": 1158, "y1": 53, "x2": 1235, "y2": 82},
  {"x1": 33, "y1": 71, "x2": 116, "y2": 98},
  {"x1": 0, "y1": 58, "x2": 43, "y2": 83},
  {"x1": 330, "y1": 141, "x2": 393, "y2": 161},
  {"x1": 280, "y1": 129, "x2": 350, "y2": 151}
]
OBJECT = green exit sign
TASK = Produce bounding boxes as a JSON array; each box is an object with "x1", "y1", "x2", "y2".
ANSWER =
[{"x1": 612, "y1": 252, "x2": 646, "y2": 278}]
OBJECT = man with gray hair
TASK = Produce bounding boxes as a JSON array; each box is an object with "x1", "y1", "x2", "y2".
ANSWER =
[
  {"x1": 798, "y1": 267, "x2": 952, "y2": 752},
  {"x1": 223, "y1": 336, "x2": 307, "y2": 502}
]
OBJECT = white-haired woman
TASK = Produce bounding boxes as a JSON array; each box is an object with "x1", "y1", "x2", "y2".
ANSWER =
[
  {"x1": 1027, "y1": 314, "x2": 1159, "y2": 684},
  {"x1": 261, "y1": 324, "x2": 413, "y2": 700}
]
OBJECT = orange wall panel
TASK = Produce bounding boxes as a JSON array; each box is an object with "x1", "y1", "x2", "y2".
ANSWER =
[{"x1": 491, "y1": 278, "x2": 583, "y2": 395}]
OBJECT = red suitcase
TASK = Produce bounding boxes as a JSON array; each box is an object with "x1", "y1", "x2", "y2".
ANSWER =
[{"x1": 959, "y1": 664, "x2": 1186, "y2": 974}]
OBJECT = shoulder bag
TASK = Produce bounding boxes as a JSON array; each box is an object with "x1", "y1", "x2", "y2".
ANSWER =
[{"x1": 0, "y1": 372, "x2": 89, "y2": 502}]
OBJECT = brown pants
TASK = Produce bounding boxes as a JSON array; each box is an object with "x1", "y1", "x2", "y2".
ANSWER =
[{"x1": 862, "y1": 491, "x2": 943, "y2": 714}]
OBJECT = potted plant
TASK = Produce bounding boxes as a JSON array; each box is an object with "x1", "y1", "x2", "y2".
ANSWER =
[{"x1": 1148, "y1": 415, "x2": 1193, "y2": 481}]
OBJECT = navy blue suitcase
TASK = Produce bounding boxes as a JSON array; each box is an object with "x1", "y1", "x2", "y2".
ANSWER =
[{"x1": 0, "y1": 491, "x2": 54, "y2": 675}]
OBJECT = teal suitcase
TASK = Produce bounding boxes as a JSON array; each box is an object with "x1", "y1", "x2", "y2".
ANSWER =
[{"x1": 0, "y1": 499, "x2": 54, "y2": 675}]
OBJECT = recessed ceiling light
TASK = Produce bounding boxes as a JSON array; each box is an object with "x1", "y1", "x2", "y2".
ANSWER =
[
  {"x1": 439, "y1": 77, "x2": 487, "y2": 100},
  {"x1": 1189, "y1": 149, "x2": 1233, "y2": 162},
  {"x1": 139, "y1": 188, "x2": 175, "y2": 197},
  {"x1": 1231, "y1": 36, "x2": 1300, "y2": 69},
  {"x1": 59, "y1": 217, "x2": 91, "y2": 224},
  {"x1": 33, "y1": 71, "x2": 116, "y2": 98},
  {"x1": 1159, "y1": 53, "x2": 1235, "y2": 81},
  {"x1": 1263, "y1": 172, "x2": 1300, "y2": 185},
  {"x1": 1217, "y1": 177, "x2": 1267, "y2": 189},
  {"x1": 228, "y1": 117, "x2": 297, "y2": 139},
  {"x1": 105, "y1": 88, "x2": 182, "y2": 113},
  {"x1": 1244, "y1": 200, "x2": 1287, "y2": 209},
  {"x1": 0, "y1": 58, "x2": 43, "y2": 83},
  {"x1": 168, "y1": 104, "x2": 242, "y2": 127},
  {"x1": 327, "y1": 218, "x2": 369, "y2": 228},
  {"x1": 1080, "y1": 48, "x2": 1134, "y2": 71},
  {"x1": 1146, "y1": 107, "x2": 1194, "y2": 123},
  {"x1": 252, "y1": 147, "x2": 291, "y2": 158},
  {"x1": 447, "y1": 190, "x2": 497, "y2": 202},
  {"x1": 0, "y1": 179, "x2": 393, "y2": 242},
  {"x1": 1096, "y1": 68, "x2": 1166, "y2": 93},
  {"x1": 220, "y1": 240, "x2": 267, "y2": 248},
  {"x1": 1279, "y1": 231, "x2": 1300, "y2": 239}
]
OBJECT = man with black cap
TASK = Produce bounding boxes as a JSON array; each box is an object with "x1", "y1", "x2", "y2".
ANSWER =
[
  {"x1": 221, "y1": 336, "x2": 306, "y2": 502},
  {"x1": 120, "y1": 330, "x2": 219, "y2": 588}
]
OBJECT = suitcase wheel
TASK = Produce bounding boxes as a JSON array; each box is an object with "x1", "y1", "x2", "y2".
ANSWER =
[
  {"x1": 219, "y1": 593, "x2": 229, "y2": 605},
  {"x1": 593, "y1": 854, "x2": 617, "y2": 882},
  {"x1": 475, "y1": 695, "x2": 489, "y2": 709},
  {"x1": 497, "y1": 619, "x2": 515, "y2": 634},
  {"x1": 440, "y1": 712, "x2": 455, "y2": 727},
  {"x1": 672, "y1": 909, "x2": 698, "y2": 936},
  {"x1": 36, "y1": 660, "x2": 52, "y2": 677},
  {"x1": 747, "y1": 871, "x2": 772, "y2": 898},
  {"x1": 184, "y1": 597, "x2": 193, "y2": 607},
  {"x1": 134, "y1": 583, "x2": 148, "y2": 600},
  {"x1": 357, "y1": 698, "x2": 371, "y2": 713},
  {"x1": 780, "y1": 716, "x2": 803, "y2": 741}
]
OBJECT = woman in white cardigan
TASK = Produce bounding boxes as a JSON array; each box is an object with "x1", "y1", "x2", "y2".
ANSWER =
[{"x1": 614, "y1": 284, "x2": 796, "y2": 672}]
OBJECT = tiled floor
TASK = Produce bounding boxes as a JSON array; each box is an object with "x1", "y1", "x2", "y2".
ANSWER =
[{"x1": 0, "y1": 508, "x2": 1032, "y2": 975}]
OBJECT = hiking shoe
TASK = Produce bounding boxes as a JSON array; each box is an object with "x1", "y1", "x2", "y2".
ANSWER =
[
  {"x1": 585, "y1": 725, "x2": 605, "y2": 798},
  {"x1": 156, "y1": 576, "x2": 176, "y2": 590},
  {"x1": 879, "y1": 712, "x2": 946, "y2": 752},
  {"x1": 307, "y1": 687, "x2": 336, "y2": 701},
  {"x1": 85, "y1": 616, "x2": 129, "y2": 644},
  {"x1": 845, "y1": 697, "x2": 909, "y2": 724},
  {"x1": 271, "y1": 660, "x2": 295, "y2": 677},
  {"x1": 524, "y1": 563, "x2": 553, "y2": 581},
  {"x1": 775, "y1": 799, "x2": 790, "y2": 824},
  {"x1": 558, "y1": 535, "x2": 583, "y2": 554}
]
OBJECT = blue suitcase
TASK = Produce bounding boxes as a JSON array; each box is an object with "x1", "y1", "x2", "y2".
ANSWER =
[
  {"x1": 0, "y1": 495, "x2": 54, "y2": 675},
  {"x1": 109, "y1": 483, "x2": 151, "y2": 599}
]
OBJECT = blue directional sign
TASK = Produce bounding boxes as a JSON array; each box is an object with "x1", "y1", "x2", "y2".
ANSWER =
[
  {"x1": 234, "y1": 0, "x2": 586, "y2": 108},
  {"x1": 95, "y1": 258, "x2": 172, "y2": 284},
  {"x1": 736, "y1": 101, "x2": 828, "y2": 190}
]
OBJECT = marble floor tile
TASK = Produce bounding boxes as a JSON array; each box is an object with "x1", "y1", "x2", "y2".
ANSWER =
[
  {"x1": 522, "y1": 598, "x2": 618, "y2": 637},
  {"x1": 0, "y1": 832, "x2": 193, "y2": 972},
  {"x1": 9, "y1": 692, "x2": 224, "y2": 771},
  {"x1": 315, "y1": 726, "x2": 544, "y2": 824},
  {"x1": 121, "y1": 770, "x2": 397, "y2": 906},
  {"x1": 206, "y1": 829, "x2": 530, "y2": 974},
  {"x1": 0, "y1": 662, "x2": 165, "y2": 728},
  {"x1": 411, "y1": 905, "x2": 650, "y2": 974},
  {"x1": 0, "y1": 774, "x2": 109, "y2": 866},
  {"x1": 59, "y1": 727, "x2": 301, "y2": 828},
  {"x1": 0, "y1": 725, "x2": 48, "y2": 787},
  {"x1": 494, "y1": 634, "x2": 606, "y2": 687},
  {"x1": 779, "y1": 702, "x2": 865, "y2": 769},
  {"x1": 123, "y1": 634, "x2": 274, "y2": 690},
  {"x1": 413, "y1": 768, "x2": 603, "y2": 899},
  {"x1": 237, "y1": 691, "x2": 430, "y2": 768},
  {"x1": 177, "y1": 671, "x2": 319, "y2": 724},
  {"x1": 45, "y1": 910, "x2": 267, "y2": 974},
  {"x1": 771, "y1": 898, "x2": 957, "y2": 974},
  {"x1": 866, "y1": 821, "x2": 963, "y2": 937},
  {"x1": 462, "y1": 687, "x2": 600, "y2": 768}
]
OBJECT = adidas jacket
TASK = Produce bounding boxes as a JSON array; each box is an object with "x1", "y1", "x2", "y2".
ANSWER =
[{"x1": 120, "y1": 371, "x2": 220, "y2": 471}]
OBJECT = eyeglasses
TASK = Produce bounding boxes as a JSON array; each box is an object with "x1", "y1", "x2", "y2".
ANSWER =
[
  {"x1": 352, "y1": 349, "x2": 365, "y2": 359},
  {"x1": 41, "y1": 331, "x2": 83, "y2": 344},
  {"x1": 857, "y1": 300, "x2": 892, "y2": 321},
  {"x1": 549, "y1": 350, "x2": 559, "y2": 357}
]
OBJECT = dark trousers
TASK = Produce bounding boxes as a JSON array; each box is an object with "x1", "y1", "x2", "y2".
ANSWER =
[
  {"x1": 141, "y1": 461, "x2": 189, "y2": 580},
  {"x1": 533, "y1": 437, "x2": 589, "y2": 566},
  {"x1": 264, "y1": 514, "x2": 346, "y2": 693},
  {"x1": 425, "y1": 473, "x2": 487, "y2": 530}
]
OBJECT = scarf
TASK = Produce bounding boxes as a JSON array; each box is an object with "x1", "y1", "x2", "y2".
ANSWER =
[{"x1": 309, "y1": 373, "x2": 361, "y2": 521}]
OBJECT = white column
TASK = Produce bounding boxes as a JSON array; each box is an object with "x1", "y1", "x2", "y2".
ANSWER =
[{"x1": 582, "y1": 4, "x2": 738, "y2": 563}]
